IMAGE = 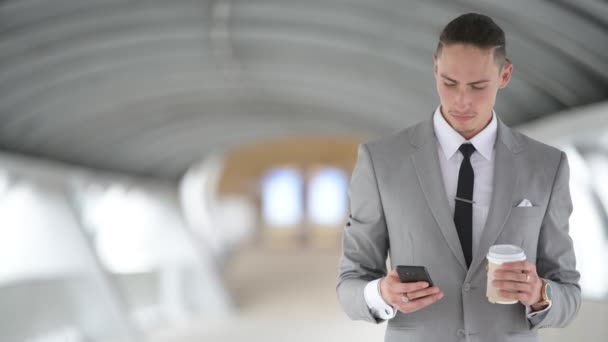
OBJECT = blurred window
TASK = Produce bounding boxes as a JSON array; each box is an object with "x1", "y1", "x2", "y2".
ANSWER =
[
  {"x1": 307, "y1": 167, "x2": 348, "y2": 226},
  {"x1": 262, "y1": 168, "x2": 303, "y2": 227},
  {"x1": 564, "y1": 147, "x2": 608, "y2": 300}
]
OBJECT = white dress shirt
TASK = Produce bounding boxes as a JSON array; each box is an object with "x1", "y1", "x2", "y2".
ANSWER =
[{"x1": 364, "y1": 106, "x2": 550, "y2": 320}]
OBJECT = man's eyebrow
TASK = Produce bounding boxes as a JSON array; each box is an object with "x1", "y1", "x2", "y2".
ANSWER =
[{"x1": 440, "y1": 74, "x2": 490, "y2": 85}]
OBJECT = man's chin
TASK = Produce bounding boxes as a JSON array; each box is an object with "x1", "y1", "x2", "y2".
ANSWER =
[{"x1": 453, "y1": 125, "x2": 478, "y2": 139}]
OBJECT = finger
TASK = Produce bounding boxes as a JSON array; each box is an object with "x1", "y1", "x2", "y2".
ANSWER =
[
  {"x1": 398, "y1": 292, "x2": 444, "y2": 314},
  {"x1": 493, "y1": 270, "x2": 528, "y2": 282},
  {"x1": 493, "y1": 280, "x2": 532, "y2": 293},
  {"x1": 383, "y1": 272, "x2": 402, "y2": 287},
  {"x1": 499, "y1": 261, "x2": 525, "y2": 271},
  {"x1": 406, "y1": 286, "x2": 441, "y2": 300},
  {"x1": 395, "y1": 281, "x2": 430, "y2": 293},
  {"x1": 498, "y1": 290, "x2": 531, "y2": 303},
  {"x1": 501, "y1": 261, "x2": 534, "y2": 272},
  {"x1": 387, "y1": 269, "x2": 400, "y2": 280},
  {"x1": 382, "y1": 278, "x2": 424, "y2": 298}
]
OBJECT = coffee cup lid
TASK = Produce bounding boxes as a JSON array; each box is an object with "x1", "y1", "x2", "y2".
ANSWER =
[{"x1": 487, "y1": 244, "x2": 526, "y2": 262}]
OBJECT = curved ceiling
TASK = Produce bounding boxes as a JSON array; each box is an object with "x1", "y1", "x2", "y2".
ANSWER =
[{"x1": 1, "y1": 0, "x2": 607, "y2": 179}]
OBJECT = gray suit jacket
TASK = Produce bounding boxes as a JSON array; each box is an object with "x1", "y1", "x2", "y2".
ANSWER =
[{"x1": 337, "y1": 117, "x2": 581, "y2": 342}]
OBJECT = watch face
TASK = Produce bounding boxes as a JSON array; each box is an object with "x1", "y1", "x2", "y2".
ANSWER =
[{"x1": 545, "y1": 282, "x2": 552, "y2": 300}]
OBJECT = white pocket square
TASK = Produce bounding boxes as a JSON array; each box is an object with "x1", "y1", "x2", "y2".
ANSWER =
[{"x1": 517, "y1": 198, "x2": 533, "y2": 207}]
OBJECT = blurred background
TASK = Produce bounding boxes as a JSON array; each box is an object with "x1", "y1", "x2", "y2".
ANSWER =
[{"x1": 0, "y1": 1, "x2": 607, "y2": 341}]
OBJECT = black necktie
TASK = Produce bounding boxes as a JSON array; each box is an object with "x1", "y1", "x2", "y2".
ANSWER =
[{"x1": 454, "y1": 143, "x2": 476, "y2": 268}]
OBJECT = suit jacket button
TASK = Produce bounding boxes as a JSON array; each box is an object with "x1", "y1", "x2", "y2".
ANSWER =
[
  {"x1": 463, "y1": 283, "x2": 471, "y2": 292},
  {"x1": 457, "y1": 329, "x2": 466, "y2": 338}
]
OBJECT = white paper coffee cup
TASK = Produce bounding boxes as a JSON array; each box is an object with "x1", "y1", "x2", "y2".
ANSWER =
[{"x1": 486, "y1": 244, "x2": 526, "y2": 304}]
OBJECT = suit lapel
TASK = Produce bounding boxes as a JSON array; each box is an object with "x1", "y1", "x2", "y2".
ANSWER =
[
  {"x1": 467, "y1": 120, "x2": 521, "y2": 277},
  {"x1": 410, "y1": 119, "x2": 468, "y2": 272},
  {"x1": 409, "y1": 117, "x2": 523, "y2": 276}
]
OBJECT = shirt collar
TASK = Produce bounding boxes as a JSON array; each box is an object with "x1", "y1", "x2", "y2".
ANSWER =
[{"x1": 432, "y1": 106, "x2": 497, "y2": 161}]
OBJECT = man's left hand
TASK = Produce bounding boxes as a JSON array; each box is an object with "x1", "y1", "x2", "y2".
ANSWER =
[{"x1": 491, "y1": 260, "x2": 543, "y2": 306}]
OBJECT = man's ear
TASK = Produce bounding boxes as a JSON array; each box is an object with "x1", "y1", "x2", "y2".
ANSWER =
[{"x1": 499, "y1": 62, "x2": 513, "y2": 89}]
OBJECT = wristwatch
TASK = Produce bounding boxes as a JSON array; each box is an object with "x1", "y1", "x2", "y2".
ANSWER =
[{"x1": 532, "y1": 278, "x2": 552, "y2": 309}]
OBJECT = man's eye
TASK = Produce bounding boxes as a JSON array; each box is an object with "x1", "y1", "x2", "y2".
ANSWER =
[
  {"x1": 444, "y1": 83, "x2": 456, "y2": 87},
  {"x1": 472, "y1": 86, "x2": 486, "y2": 90}
]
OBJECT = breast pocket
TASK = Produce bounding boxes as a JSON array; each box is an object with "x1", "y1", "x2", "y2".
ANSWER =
[
  {"x1": 509, "y1": 206, "x2": 543, "y2": 218},
  {"x1": 501, "y1": 206, "x2": 545, "y2": 261}
]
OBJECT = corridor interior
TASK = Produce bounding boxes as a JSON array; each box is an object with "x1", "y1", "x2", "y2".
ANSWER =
[{"x1": 148, "y1": 246, "x2": 606, "y2": 342}]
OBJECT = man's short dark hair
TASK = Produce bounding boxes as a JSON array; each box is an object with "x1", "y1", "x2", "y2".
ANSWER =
[{"x1": 436, "y1": 13, "x2": 509, "y2": 68}]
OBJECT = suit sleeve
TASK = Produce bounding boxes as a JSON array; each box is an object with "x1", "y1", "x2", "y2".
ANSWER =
[
  {"x1": 336, "y1": 144, "x2": 390, "y2": 324},
  {"x1": 530, "y1": 151, "x2": 582, "y2": 330}
]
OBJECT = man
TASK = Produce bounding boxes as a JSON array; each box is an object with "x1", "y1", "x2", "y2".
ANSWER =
[{"x1": 337, "y1": 13, "x2": 581, "y2": 341}]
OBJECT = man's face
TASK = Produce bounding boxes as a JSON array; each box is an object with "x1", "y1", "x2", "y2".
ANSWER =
[{"x1": 433, "y1": 43, "x2": 512, "y2": 139}]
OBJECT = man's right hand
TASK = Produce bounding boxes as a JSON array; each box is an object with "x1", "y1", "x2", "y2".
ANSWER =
[{"x1": 379, "y1": 269, "x2": 444, "y2": 314}]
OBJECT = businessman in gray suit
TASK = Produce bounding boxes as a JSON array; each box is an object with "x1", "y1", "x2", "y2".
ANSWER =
[{"x1": 337, "y1": 13, "x2": 581, "y2": 341}]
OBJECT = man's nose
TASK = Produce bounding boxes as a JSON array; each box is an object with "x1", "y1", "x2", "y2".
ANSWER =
[{"x1": 454, "y1": 88, "x2": 471, "y2": 110}]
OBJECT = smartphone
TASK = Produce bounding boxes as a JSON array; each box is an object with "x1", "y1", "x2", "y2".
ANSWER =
[{"x1": 395, "y1": 265, "x2": 434, "y2": 287}]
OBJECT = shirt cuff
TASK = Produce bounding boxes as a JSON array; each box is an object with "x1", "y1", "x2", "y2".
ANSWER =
[
  {"x1": 364, "y1": 278, "x2": 397, "y2": 320},
  {"x1": 526, "y1": 301, "x2": 552, "y2": 318}
]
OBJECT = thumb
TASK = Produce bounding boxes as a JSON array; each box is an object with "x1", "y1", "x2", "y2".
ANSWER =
[{"x1": 387, "y1": 268, "x2": 399, "y2": 278}]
